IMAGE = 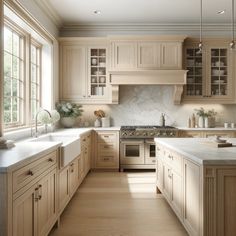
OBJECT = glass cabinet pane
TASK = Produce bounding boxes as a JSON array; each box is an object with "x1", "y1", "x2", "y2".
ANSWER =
[
  {"x1": 89, "y1": 48, "x2": 107, "y2": 97},
  {"x1": 185, "y1": 48, "x2": 203, "y2": 96},
  {"x1": 210, "y1": 48, "x2": 228, "y2": 96}
]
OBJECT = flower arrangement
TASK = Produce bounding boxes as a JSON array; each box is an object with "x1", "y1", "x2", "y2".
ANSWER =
[
  {"x1": 56, "y1": 102, "x2": 83, "y2": 118},
  {"x1": 195, "y1": 107, "x2": 217, "y2": 118},
  {"x1": 37, "y1": 109, "x2": 60, "y2": 124},
  {"x1": 94, "y1": 110, "x2": 105, "y2": 118}
]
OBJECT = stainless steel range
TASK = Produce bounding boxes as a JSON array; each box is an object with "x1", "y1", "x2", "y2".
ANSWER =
[{"x1": 120, "y1": 126, "x2": 179, "y2": 170}]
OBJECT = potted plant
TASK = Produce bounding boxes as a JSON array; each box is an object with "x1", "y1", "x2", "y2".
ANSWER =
[
  {"x1": 94, "y1": 110, "x2": 105, "y2": 127},
  {"x1": 195, "y1": 107, "x2": 207, "y2": 128},
  {"x1": 206, "y1": 109, "x2": 217, "y2": 128},
  {"x1": 56, "y1": 102, "x2": 83, "y2": 128}
]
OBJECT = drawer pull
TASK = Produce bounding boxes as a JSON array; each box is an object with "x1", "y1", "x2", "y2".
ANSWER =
[
  {"x1": 48, "y1": 158, "x2": 54, "y2": 162},
  {"x1": 152, "y1": 160, "x2": 156, "y2": 163},
  {"x1": 168, "y1": 155, "x2": 173, "y2": 160},
  {"x1": 103, "y1": 157, "x2": 110, "y2": 161},
  {"x1": 28, "y1": 170, "x2": 34, "y2": 176},
  {"x1": 156, "y1": 147, "x2": 160, "y2": 151},
  {"x1": 83, "y1": 138, "x2": 86, "y2": 142},
  {"x1": 104, "y1": 145, "x2": 110, "y2": 149},
  {"x1": 103, "y1": 136, "x2": 109, "y2": 138}
]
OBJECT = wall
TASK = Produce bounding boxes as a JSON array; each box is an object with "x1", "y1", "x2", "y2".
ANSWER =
[{"x1": 78, "y1": 86, "x2": 236, "y2": 127}]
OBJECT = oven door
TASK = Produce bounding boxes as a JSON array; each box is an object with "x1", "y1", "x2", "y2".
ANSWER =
[
  {"x1": 144, "y1": 140, "x2": 156, "y2": 165},
  {"x1": 120, "y1": 139, "x2": 145, "y2": 165}
]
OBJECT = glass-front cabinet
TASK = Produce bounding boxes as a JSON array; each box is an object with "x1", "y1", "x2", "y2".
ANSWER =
[
  {"x1": 88, "y1": 47, "x2": 108, "y2": 99},
  {"x1": 183, "y1": 39, "x2": 234, "y2": 103}
]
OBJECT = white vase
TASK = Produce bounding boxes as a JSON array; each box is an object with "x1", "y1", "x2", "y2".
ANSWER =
[
  {"x1": 94, "y1": 118, "x2": 101, "y2": 127},
  {"x1": 198, "y1": 116, "x2": 204, "y2": 128},
  {"x1": 60, "y1": 117, "x2": 76, "y2": 128},
  {"x1": 204, "y1": 117, "x2": 209, "y2": 128},
  {"x1": 101, "y1": 117, "x2": 110, "y2": 127}
]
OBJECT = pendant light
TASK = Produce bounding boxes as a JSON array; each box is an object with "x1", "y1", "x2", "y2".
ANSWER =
[
  {"x1": 230, "y1": 0, "x2": 235, "y2": 49},
  {"x1": 197, "y1": 0, "x2": 203, "y2": 54}
]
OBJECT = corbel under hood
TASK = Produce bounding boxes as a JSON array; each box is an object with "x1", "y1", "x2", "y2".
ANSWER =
[{"x1": 109, "y1": 70, "x2": 188, "y2": 104}]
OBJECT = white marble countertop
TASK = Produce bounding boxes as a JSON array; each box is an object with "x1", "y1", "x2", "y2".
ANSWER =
[
  {"x1": 0, "y1": 142, "x2": 61, "y2": 173},
  {"x1": 177, "y1": 127, "x2": 236, "y2": 131},
  {"x1": 155, "y1": 138, "x2": 236, "y2": 165}
]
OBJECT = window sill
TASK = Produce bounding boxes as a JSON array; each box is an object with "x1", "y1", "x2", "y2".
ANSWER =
[{"x1": 3, "y1": 125, "x2": 49, "y2": 141}]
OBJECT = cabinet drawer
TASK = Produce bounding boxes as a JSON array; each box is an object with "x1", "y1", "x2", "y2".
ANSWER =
[
  {"x1": 164, "y1": 149, "x2": 182, "y2": 175},
  {"x1": 97, "y1": 154, "x2": 118, "y2": 167},
  {"x1": 98, "y1": 143, "x2": 116, "y2": 153},
  {"x1": 13, "y1": 151, "x2": 57, "y2": 193},
  {"x1": 98, "y1": 133, "x2": 117, "y2": 143}
]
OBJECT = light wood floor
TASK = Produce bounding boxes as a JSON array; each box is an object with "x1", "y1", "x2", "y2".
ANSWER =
[{"x1": 50, "y1": 172, "x2": 188, "y2": 236}]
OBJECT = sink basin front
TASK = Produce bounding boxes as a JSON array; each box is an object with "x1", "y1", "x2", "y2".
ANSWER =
[{"x1": 30, "y1": 134, "x2": 81, "y2": 167}]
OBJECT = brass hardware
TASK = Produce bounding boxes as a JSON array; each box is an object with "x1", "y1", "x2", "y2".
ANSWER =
[
  {"x1": 28, "y1": 170, "x2": 34, "y2": 176},
  {"x1": 48, "y1": 158, "x2": 53, "y2": 162}
]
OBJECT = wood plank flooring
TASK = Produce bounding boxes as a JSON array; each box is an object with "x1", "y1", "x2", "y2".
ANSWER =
[{"x1": 49, "y1": 172, "x2": 188, "y2": 236}]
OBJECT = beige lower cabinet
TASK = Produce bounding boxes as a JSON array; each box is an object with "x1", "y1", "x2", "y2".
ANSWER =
[
  {"x1": 93, "y1": 131, "x2": 119, "y2": 170},
  {"x1": 59, "y1": 157, "x2": 80, "y2": 212},
  {"x1": 80, "y1": 132, "x2": 91, "y2": 177},
  {"x1": 9, "y1": 150, "x2": 58, "y2": 236},
  {"x1": 156, "y1": 143, "x2": 236, "y2": 236},
  {"x1": 180, "y1": 130, "x2": 236, "y2": 138},
  {"x1": 183, "y1": 159, "x2": 201, "y2": 236}
]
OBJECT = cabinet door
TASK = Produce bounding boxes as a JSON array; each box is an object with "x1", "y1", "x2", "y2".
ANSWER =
[
  {"x1": 161, "y1": 43, "x2": 182, "y2": 69},
  {"x1": 216, "y1": 169, "x2": 236, "y2": 236},
  {"x1": 60, "y1": 45, "x2": 87, "y2": 100},
  {"x1": 112, "y1": 42, "x2": 136, "y2": 69},
  {"x1": 207, "y1": 46, "x2": 233, "y2": 100},
  {"x1": 13, "y1": 185, "x2": 37, "y2": 236},
  {"x1": 69, "y1": 159, "x2": 79, "y2": 196},
  {"x1": 172, "y1": 171, "x2": 183, "y2": 219},
  {"x1": 163, "y1": 163, "x2": 172, "y2": 201},
  {"x1": 88, "y1": 47, "x2": 108, "y2": 99},
  {"x1": 156, "y1": 158, "x2": 164, "y2": 192},
  {"x1": 183, "y1": 159, "x2": 201, "y2": 236},
  {"x1": 37, "y1": 168, "x2": 57, "y2": 236},
  {"x1": 137, "y1": 42, "x2": 160, "y2": 69},
  {"x1": 59, "y1": 166, "x2": 70, "y2": 211}
]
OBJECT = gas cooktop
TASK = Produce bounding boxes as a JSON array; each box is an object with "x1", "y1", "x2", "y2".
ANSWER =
[{"x1": 120, "y1": 126, "x2": 178, "y2": 138}]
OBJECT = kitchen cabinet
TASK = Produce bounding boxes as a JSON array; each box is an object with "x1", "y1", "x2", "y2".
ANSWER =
[
  {"x1": 80, "y1": 132, "x2": 91, "y2": 178},
  {"x1": 162, "y1": 162, "x2": 172, "y2": 201},
  {"x1": 183, "y1": 38, "x2": 235, "y2": 103},
  {"x1": 60, "y1": 45, "x2": 87, "y2": 101},
  {"x1": 110, "y1": 37, "x2": 184, "y2": 71},
  {"x1": 180, "y1": 130, "x2": 236, "y2": 138},
  {"x1": 93, "y1": 131, "x2": 119, "y2": 169},
  {"x1": 161, "y1": 42, "x2": 182, "y2": 69},
  {"x1": 137, "y1": 42, "x2": 160, "y2": 69},
  {"x1": 59, "y1": 39, "x2": 115, "y2": 104},
  {"x1": 59, "y1": 157, "x2": 80, "y2": 212},
  {"x1": 12, "y1": 151, "x2": 58, "y2": 236},
  {"x1": 111, "y1": 41, "x2": 137, "y2": 70},
  {"x1": 183, "y1": 159, "x2": 201, "y2": 236}
]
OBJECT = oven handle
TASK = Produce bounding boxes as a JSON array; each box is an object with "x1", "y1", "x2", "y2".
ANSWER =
[{"x1": 120, "y1": 139, "x2": 144, "y2": 144}]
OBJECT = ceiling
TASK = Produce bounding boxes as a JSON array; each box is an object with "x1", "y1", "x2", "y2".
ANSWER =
[{"x1": 44, "y1": 0, "x2": 233, "y2": 25}]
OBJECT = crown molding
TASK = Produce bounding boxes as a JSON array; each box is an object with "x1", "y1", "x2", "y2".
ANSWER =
[
  {"x1": 60, "y1": 23, "x2": 233, "y2": 33},
  {"x1": 32, "y1": 0, "x2": 63, "y2": 28}
]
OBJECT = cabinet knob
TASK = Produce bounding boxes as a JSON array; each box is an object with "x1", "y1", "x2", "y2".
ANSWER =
[
  {"x1": 83, "y1": 95, "x2": 86, "y2": 98},
  {"x1": 48, "y1": 158, "x2": 54, "y2": 162},
  {"x1": 28, "y1": 170, "x2": 34, "y2": 176}
]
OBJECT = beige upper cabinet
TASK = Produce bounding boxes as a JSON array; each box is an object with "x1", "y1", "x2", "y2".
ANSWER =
[
  {"x1": 59, "y1": 39, "x2": 115, "y2": 104},
  {"x1": 111, "y1": 41, "x2": 137, "y2": 70},
  {"x1": 183, "y1": 38, "x2": 235, "y2": 104},
  {"x1": 161, "y1": 43, "x2": 182, "y2": 69},
  {"x1": 110, "y1": 37, "x2": 184, "y2": 71},
  {"x1": 60, "y1": 45, "x2": 87, "y2": 100},
  {"x1": 138, "y1": 42, "x2": 160, "y2": 69}
]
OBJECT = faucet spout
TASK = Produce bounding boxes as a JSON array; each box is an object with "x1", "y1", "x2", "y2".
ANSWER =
[{"x1": 34, "y1": 109, "x2": 52, "y2": 138}]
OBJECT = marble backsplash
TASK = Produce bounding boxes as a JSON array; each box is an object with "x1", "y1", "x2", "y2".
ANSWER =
[{"x1": 78, "y1": 86, "x2": 236, "y2": 127}]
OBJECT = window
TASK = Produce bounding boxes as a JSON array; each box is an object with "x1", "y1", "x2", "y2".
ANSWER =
[
  {"x1": 3, "y1": 26, "x2": 24, "y2": 128},
  {"x1": 3, "y1": 5, "x2": 54, "y2": 132},
  {"x1": 30, "y1": 41, "x2": 42, "y2": 120}
]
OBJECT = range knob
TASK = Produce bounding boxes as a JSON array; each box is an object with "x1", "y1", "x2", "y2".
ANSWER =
[
  {"x1": 156, "y1": 132, "x2": 161, "y2": 137},
  {"x1": 135, "y1": 131, "x2": 140, "y2": 136},
  {"x1": 143, "y1": 132, "x2": 147, "y2": 136},
  {"x1": 150, "y1": 132, "x2": 154, "y2": 136},
  {"x1": 163, "y1": 132, "x2": 167, "y2": 136},
  {"x1": 122, "y1": 132, "x2": 127, "y2": 136},
  {"x1": 170, "y1": 132, "x2": 174, "y2": 136}
]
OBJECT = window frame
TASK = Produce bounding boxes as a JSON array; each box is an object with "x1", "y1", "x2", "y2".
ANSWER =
[
  {"x1": 3, "y1": 18, "x2": 43, "y2": 131},
  {"x1": 30, "y1": 38, "x2": 42, "y2": 122},
  {"x1": 3, "y1": 19, "x2": 27, "y2": 129}
]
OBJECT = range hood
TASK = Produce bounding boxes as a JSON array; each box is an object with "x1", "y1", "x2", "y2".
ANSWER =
[{"x1": 109, "y1": 70, "x2": 188, "y2": 104}]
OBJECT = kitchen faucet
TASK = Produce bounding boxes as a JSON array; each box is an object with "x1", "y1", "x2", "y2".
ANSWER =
[{"x1": 33, "y1": 109, "x2": 52, "y2": 138}]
